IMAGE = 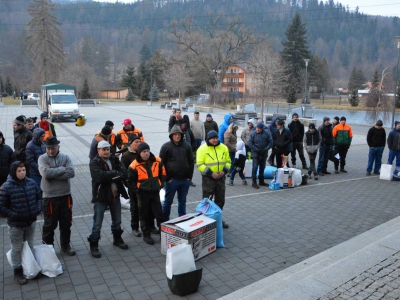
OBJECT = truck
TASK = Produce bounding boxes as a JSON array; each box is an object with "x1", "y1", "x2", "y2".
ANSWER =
[{"x1": 41, "y1": 83, "x2": 80, "y2": 121}]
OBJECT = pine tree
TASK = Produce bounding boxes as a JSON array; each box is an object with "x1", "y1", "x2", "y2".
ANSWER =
[
  {"x1": 349, "y1": 89, "x2": 359, "y2": 107},
  {"x1": 280, "y1": 13, "x2": 311, "y2": 92},
  {"x1": 125, "y1": 88, "x2": 135, "y2": 101},
  {"x1": 140, "y1": 81, "x2": 150, "y2": 100},
  {"x1": 348, "y1": 67, "x2": 366, "y2": 91},
  {"x1": 371, "y1": 70, "x2": 379, "y2": 88},
  {"x1": 121, "y1": 63, "x2": 136, "y2": 93},
  {"x1": 0, "y1": 77, "x2": 4, "y2": 94},
  {"x1": 80, "y1": 79, "x2": 91, "y2": 99},
  {"x1": 26, "y1": 0, "x2": 65, "y2": 83},
  {"x1": 287, "y1": 80, "x2": 297, "y2": 103},
  {"x1": 150, "y1": 83, "x2": 159, "y2": 101},
  {"x1": 5, "y1": 76, "x2": 13, "y2": 96}
]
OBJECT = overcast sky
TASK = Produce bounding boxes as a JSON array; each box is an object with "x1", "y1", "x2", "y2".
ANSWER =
[{"x1": 93, "y1": 0, "x2": 400, "y2": 17}]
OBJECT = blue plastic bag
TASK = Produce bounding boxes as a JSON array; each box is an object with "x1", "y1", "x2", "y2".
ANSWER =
[{"x1": 196, "y1": 198, "x2": 225, "y2": 248}]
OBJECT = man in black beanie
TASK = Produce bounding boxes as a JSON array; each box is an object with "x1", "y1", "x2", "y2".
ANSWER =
[
  {"x1": 288, "y1": 113, "x2": 307, "y2": 169},
  {"x1": 89, "y1": 125, "x2": 112, "y2": 160},
  {"x1": 127, "y1": 142, "x2": 166, "y2": 245},
  {"x1": 366, "y1": 119, "x2": 386, "y2": 175}
]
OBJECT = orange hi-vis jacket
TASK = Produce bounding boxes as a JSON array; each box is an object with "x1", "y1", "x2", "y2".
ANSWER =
[
  {"x1": 127, "y1": 154, "x2": 165, "y2": 193},
  {"x1": 116, "y1": 126, "x2": 145, "y2": 150}
]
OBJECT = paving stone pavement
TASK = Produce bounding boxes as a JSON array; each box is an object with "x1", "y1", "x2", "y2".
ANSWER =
[
  {"x1": 318, "y1": 251, "x2": 400, "y2": 300},
  {"x1": 1, "y1": 103, "x2": 399, "y2": 299}
]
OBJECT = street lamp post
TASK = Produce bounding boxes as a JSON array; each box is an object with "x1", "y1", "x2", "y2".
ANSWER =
[
  {"x1": 391, "y1": 36, "x2": 400, "y2": 129},
  {"x1": 149, "y1": 67, "x2": 153, "y2": 106},
  {"x1": 303, "y1": 59, "x2": 310, "y2": 105}
]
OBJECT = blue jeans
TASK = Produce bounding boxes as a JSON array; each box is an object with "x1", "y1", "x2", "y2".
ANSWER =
[
  {"x1": 9, "y1": 222, "x2": 36, "y2": 269},
  {"x1": 387, "y1": 150, "x2": 400, "y2": 167},
  {"x1": 317, "y1": 145, "x2": 331, "y2": 173},
  {"x1": 230, "y1": 167, "x2": 245, "y2": 182},
  {"x1": 89, "y1": 198, "x2": 122, "y2": 242},
  {"x1": 367, "y1": 146, "x2": 384, "y2": 173},
  {"x1": 162, "y1": 179, "x2": 191, "y2": 221}
]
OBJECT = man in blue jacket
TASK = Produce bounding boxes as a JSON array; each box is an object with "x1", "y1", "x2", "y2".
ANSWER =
[
  {"x1": 249, "y1": 123, "x2": 273, "y2": 189},
  {"x1": 218, "y1": 113, "x2": 233, "y2": 143}
]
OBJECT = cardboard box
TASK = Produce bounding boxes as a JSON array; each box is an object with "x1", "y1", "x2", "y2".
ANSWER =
[{"x1": 161, "y1": 213, "x2": 216, "y2": 261}]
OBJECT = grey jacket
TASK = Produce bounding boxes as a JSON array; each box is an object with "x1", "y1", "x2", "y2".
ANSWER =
[{"x1": 38, "y1": 152, "x2": 75, "y2": 198}]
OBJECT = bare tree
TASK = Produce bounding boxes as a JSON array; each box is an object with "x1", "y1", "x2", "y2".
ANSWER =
[
  {"x1": 248, "y1": 43, "x2": 290, "y2": 120},
  {"x1": 163, "y1": 64, "x2": 192, "y2": 102},
  {"x1": 26, "y1": 0, "x2": 65, "y2": 84},
  {"x1": 365, "y1": 68, "x2": 392, "y2": 124},
  {"x1": 166, "y1": 13, "x2": 258, "y2": 92}
]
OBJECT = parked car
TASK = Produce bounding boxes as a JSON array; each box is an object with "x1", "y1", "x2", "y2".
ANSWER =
[{"x1": 26, "y1": 93, "x2": 40, "y2": 101}]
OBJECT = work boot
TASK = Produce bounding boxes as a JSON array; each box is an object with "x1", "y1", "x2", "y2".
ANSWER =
[
  {"x1": 252, "y1": 182, "x2": 259, "y2": 189},
  {"x1": 334, "y1": 168, "x2": 339, "y2": 174},
  {"x1": 259, "y1": 181, "x2": 267, "y2": 186},
  {"x1": 318, "y1": 172, "x2": 324, "y2": 176},
  {"x1": 14, "y1": 267, "x2": 27, "y2": 285},
  {"x1": 242, "y1": 180, "x2": 248, "y2": 186},
  {"x1": 61, "y1": 245, "x2": 76, "y2": 256},
  {"x1": 89, "y1": 240, "x2": 101, "y2": 258},
  {"x1": 322, "y1": 171, "x2": 331, "y2": 175},
  {"x1": 314, "y1": 175, "x2": 318, "y2": 180},
  {"x1": 132, "y1": 229, "x2": 142, "y2": 237},
  {"x1": 113, "y1": 230, "x2": 129, "y2": 250},
  {"x1": 227, "y1": 181, "x2": 233, "y2": 186},
  {"x1": 190, "y1": 181, "x2": 196, "y2": 187},
  {"x1": 222, "y1": 221, "x2": 229, "y2": 229},
  {"x1": 143, "y1": 235, "x2": 155, "y2": 245},
  {"x1": 340, "y1": 169, "x2": 347, "y2": 173}
]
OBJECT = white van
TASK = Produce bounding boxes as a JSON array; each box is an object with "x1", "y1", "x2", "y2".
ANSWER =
[{"x1": 48, "y1": 92, "x2": 80, "y2": 121}]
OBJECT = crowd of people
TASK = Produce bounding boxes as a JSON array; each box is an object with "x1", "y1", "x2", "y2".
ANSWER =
[{"x1": 0, "y1": 108, "x2": 399, "y2": 285}]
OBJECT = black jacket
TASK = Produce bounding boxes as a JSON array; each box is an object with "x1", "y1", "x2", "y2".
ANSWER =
[
  {"x1": 273, "y1": 128, "x2": 293, "y2": 150},
  {"x1": 14, "y1": 128, "x2": 33, "y2": 162},
  {"x1": 318, "y1": 124, "x2": 334, "y2": 146},
  {"x1": 288, "y1": 120, "x2": 305, "y2": 143},
  {"x1": 159, "y1": 125, "x2": 194, "y2": 182},
  {"x1": 0, "y1": 143, "x2": 14, "y2": 178},
  {"x1": 89, "y1": 154, "x2": 129, "y2": 203},
  {"x1": 367, "y1": 127, "x2": 386, "y2": 148}
]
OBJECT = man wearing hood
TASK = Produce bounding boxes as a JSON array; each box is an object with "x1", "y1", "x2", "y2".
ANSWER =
[
  {"x1": 36, "y1": 112, "x2": 56, "y2": 141},
  {"x1": 218, "y1": 113, "x2": 233, "y2": 143},
  {"x1": 241, "y1": 119, "x2": 255, "y2": 154},
  {"x1": 88, "y1": 140, "x2": 129, "y2": 258},
  {"x1": 116, "y1": 118, "x2": 145, "y2": 150},
  {"x1": 197, "y1": 130, "x2": 231, "y2": 228},
  {"x1": 0, "y1": 131, "x2": 14, "y2": 186},
  {"x1": 26, "y1": 128, "x2": 46, "y2": 193},
  {"x1": 204, "y1": 113, "x2": 218, "y2": 137},
  {"x1": 159, "y1": 125, "x2": 194, "y2": 221},
  {"x1": 249, "y1": 123, "x2": 273, "y2": 189},
  {"x1": 127, "y1": 143, "x2": 166, "y2": 245},
  {"x1": 387, "y1": 121, "x2": 400, "y2": 167},
  {"x1": 13, "y1": 115, "x2": 32, "y2": 167},
  {"x1": 38, "y1": 137, "x2": 76, "y2": 256},
  {"x1": 0, "y1": 161, "x2": 42, "y2": 284}
]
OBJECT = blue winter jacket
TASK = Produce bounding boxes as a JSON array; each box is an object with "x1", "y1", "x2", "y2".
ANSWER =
[
  {"x1": 269, "y1": 117, "x2": 279, "y2": 133},
  {"x1": 0, "y1": 161, "x2": 42, "y2": 227},
  {"x1": 248, "y1": 129, "x2": 273, "y2": 158},
  {"x1": 387, "y1": 121, "x2": 400, "y2": 152},
  {"x1": 218, "y1": 114, "x2": 233, "y2": 143},
  {"x1": 0, "y1": 137, "x2": 14, "y2": 178},
  {"x1": 26, "y1": 128, "x2": 46, "y2": 176}
]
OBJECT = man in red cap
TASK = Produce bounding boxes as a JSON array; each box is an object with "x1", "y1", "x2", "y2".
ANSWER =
[{"x1": 116, "y1": 118, "x2": 145, "y2": 150}]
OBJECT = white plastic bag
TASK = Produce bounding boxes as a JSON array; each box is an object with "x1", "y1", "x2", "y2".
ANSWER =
[
  {"x1": 33, "y1": 244, "x2": 63, "y2": 277},
  {"x1": 380, "y1": 164, "x2": 394, "y2": 181},
  {"x1": 166, "y1": 244, "x2": 196, "y2": 280},
  {"x1": 6, "y1": 241, "x2": 41, "y2": 279}
]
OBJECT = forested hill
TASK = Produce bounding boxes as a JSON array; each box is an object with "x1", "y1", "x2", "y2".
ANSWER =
[{"x1": 2, "y1": 0, "x2": 400, "y2": 83}]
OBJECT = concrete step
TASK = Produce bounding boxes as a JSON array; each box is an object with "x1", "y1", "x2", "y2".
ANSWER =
[{"x1": 219, "y1": 216, "x2": 400, "y2": 300}]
